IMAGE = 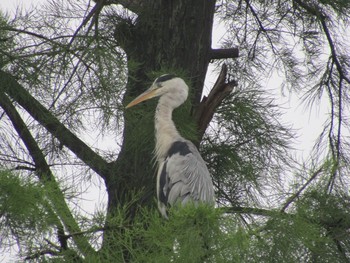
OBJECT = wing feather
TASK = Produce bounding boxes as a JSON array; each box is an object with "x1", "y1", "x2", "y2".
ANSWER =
[{"x1": 157, "y1": 140, "x2": 214, "y2": 214}]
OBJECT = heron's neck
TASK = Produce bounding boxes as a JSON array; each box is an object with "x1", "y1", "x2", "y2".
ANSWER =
[{"x1": 155, "y1": 98, "x2": 182, "y2": 161}]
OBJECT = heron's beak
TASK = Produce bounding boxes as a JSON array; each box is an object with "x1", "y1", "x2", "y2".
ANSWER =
[{"x1": 126, "y1": 86, "x2": 159, "y2": 108}]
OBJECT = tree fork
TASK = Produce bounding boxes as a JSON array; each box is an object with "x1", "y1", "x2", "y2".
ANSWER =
[{"x1": 194, "y1": 63, "x2": 237, "y2": 143}]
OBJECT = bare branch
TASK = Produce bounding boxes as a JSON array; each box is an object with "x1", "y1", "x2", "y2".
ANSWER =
[
  {"x1": 24, "y1": 249, "x2": 60, "y2": 261},
  {"x1": 12, "y1": 165, "x2": 36, "y2": 171},
  {"x1": 210, "y1": 48, "x2": 239, "y2": 60},
  {"x1": 220, "y1": 206, "x2": 285, "y2": 218},
  {"x1": 281, "y1": 166, "x2": 323, "y2": 212},
  {"x1": 194, "y1": 63, "x2": 237, "y2": 143}
]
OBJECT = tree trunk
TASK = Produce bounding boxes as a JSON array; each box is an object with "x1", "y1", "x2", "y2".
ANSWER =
[
  {"x1": 102, "y1": 0, "x2": 216, "y2": 255},
  {"x1": 107, "y1": 0, "x2": 215, "y2": 212}
]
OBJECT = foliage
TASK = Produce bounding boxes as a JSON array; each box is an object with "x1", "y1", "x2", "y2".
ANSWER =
[
  {"x1": 2, "y1": 197, "x2": 346, "y2": 262},
  {"x1": 0, "y1": 0, "x2": 350, "y2": 261},
  {"x1": 217, "y1": 0, "x2": 350, "y2": 193},
  {"x1": 0, "y1": 170, "x2": 53, "y2": 257},
  {"x1": 202, "y1": 85, "x2": 293, "y2": 206}
]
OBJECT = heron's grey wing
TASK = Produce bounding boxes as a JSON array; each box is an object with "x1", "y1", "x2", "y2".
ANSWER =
[{"x1": 158, "y1": 140, "x2": 214, "y2": 210}]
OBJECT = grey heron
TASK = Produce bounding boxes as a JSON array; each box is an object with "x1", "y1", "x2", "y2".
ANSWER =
[{"x1": 126, "y1": 74, "x2": 215, "y2": 217}]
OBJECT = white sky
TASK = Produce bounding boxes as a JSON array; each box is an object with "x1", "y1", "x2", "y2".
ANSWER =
[
  {"x1": 0, "y1": 0, "x2": 329, "y2": 261},
  {"x1": 209, "y1": 19, "x2": 328, "y2": 161}
]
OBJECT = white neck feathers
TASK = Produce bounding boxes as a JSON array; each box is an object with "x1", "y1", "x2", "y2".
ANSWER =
[{"x1": 154, "y1": 95, "x2": 182, "y2": 161}]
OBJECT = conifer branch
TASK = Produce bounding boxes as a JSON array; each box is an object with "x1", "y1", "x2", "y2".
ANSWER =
[
  {"x1": 0, "y1": 70, "x2": 111, "y2": 180},
  {"x1": 294, "y1": 0, "x2": 350, "y2": 193},
  {"x1": 0, "y1": 92, "x2": 96, "y2": 257}
]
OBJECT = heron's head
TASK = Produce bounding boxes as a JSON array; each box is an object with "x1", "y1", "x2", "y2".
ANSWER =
[{"x1": 126, "y1": 74, "x2": 189, "y2": 109}]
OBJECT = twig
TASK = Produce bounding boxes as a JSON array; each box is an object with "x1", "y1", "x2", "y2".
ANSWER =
[
  {"x1": 24, "y1": 249, "x2": 60, "y2": 261},
  {"x1": 220, "y1": 206, "x2": 284, "y2": 218},
  {"x1": 281, "y1": 166, "x2": 323, "y2": 212}
]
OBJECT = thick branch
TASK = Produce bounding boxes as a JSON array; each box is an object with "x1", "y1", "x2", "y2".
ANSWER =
[
  {"x1": 0, "y1": 93, "x2": 95, "y2": 257},
  {"x1": 0, "y1": 95, "x2": 50, "y2": 181},
  {"x1": 194, "y1": 63, "x2": 237, "y2": 143},
  {"x1": 0, "y1": 70, "x2": 110, "y2": 180},
  {"x1": 210, "y1": 48, "x2": 239, "y2": 60}
]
